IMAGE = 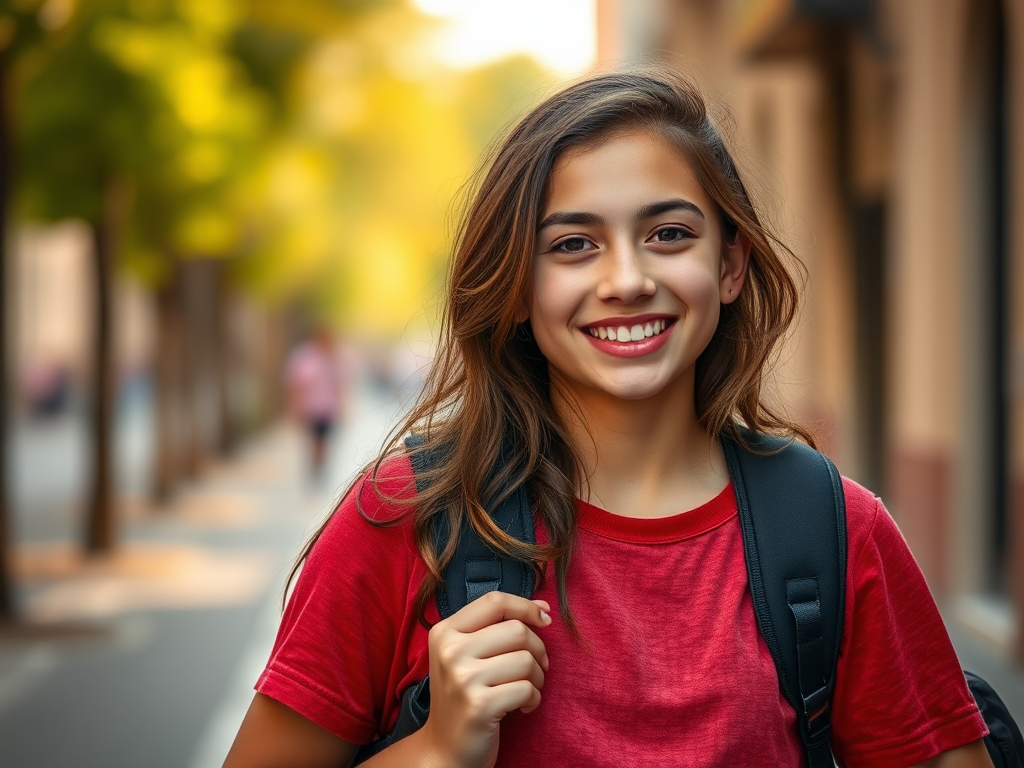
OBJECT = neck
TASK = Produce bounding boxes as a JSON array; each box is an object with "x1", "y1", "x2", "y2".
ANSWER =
[{"x1": 551, "y1": 372, "x2": 730, "y2": 518}]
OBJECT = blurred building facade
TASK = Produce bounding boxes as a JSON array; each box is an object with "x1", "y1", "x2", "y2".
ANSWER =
[{"x1": 597, "y1": 0, "x2": 1024, "y2": 660}]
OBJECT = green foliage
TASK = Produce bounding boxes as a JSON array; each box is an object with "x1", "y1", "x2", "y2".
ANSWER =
[
  {"x1": 232, "y1": 9, "x2": 554, "y2": 336},
  {"x1": 14, "y1": 0, "x2": 276, "y2": 282},
  {"x1": 10, "y1": 0, "x2": 557, "y2": 335}
]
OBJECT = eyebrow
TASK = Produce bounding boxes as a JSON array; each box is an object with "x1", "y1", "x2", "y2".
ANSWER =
[
  {"x1": 637, "y1": 198, "x2": 705, "y2": 222},
  {"x1": 537, "y1": 197, "x2": 705, "y2": 232}
]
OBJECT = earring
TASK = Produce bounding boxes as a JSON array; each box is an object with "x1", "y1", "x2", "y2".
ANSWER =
[{"x1": 728, "y1": 288, "x2": 733, "y2": 294}]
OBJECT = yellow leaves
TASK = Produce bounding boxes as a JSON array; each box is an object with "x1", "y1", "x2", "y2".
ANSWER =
[
  {"x1": 17, "y1": 0, "x2": 553, "y2": 334},
  {"x1": 173, "y1": 0, "x2": 239, "y2": 39},
  {"x1": 92, "y1": 18, "x2": 168, "y2": 73},
  {"x1": 167, "y1": 56, "x2": 233, "y2": 130},
  {"x1": 344, "y1": 222, "x2": 433, "y2": 334},
  {"x1": 264, "y1": 144, "x2": 330, "y2": 214},
  {"x1": 238, "y1": 0, "x2": 353, "y2": 39},
  {"x1": 241, "y1": 7, "x2": 551, "y2": 337},
  {"x1": 178, "y1": 141, "x2": 227, "y2": 183},
  {"x1": 174, "y1": 205, "x2": 236, "y2": 254},
  {"x1": 93, "y1": 14, "x2": 265, "y2": 135},
  {"x1": 301, "y1": 40, "x2": 367, "y2": 132}
]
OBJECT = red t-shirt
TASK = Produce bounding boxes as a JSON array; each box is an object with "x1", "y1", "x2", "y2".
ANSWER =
[{"x1": 257, "y1": 456, "x2": 987, "y2": 767}]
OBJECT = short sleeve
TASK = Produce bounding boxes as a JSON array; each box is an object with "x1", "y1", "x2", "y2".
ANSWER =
[
  {"x1": 256, "y1": 457, "x2": 424, "y2": 744},
  {"x1": 829, "y1": 481, "x2": 988, "y2": 767}
]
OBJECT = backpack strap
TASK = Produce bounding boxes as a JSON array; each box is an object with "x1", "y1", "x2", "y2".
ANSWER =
[
  {"x1": 404, "y1": 433, "x2": 535, "y2": 618},
  {"x1": 354, "y1": 435, "x2": 536, "y2": 764},
  {"x1": 722, "y1": 432, "x2": 846, "y2": 768}
]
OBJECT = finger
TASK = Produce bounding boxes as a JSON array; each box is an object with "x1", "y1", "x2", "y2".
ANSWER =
[
  {"x1": 459, "y1": 620, "x2": 549, "y2": 671},
  {"x1": 444, "y1": 590, "x2": 552, "y2": 635},
  {"x1": 473, "y1": 650, "x2": 546, "y2": 691},
  {"x1": 483, "y1": 679, "x2": 542, "y2": 720}
]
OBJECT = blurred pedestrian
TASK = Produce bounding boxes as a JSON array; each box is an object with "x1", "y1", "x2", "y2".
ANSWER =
[{"x1": 284, "y1": 325, "x2": 346, "y2": 483}]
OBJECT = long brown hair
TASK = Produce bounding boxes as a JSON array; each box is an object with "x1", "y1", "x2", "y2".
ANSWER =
[{"x1": 290, "y1": 66, "x2": 813, "y2": 628}]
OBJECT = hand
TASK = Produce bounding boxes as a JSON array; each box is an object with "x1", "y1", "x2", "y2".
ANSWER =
[{"x1": 420, "y1": 592, "x2": 552, "y2": 768}]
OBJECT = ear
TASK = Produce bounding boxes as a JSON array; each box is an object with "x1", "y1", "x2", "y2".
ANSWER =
[{"x1": 720, "y1": 232, "x2": 751, "y2": 305}]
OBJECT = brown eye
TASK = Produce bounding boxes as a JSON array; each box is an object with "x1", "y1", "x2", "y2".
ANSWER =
[
  {"x1": 556, "y1": 237, "x2": 591, "y2": 253},
  {"x1": 653, "y1": 227, "x2": 689, "y2": 243}
]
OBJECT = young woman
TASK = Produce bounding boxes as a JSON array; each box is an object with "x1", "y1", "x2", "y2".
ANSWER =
[{"x1": 224, "y1": 69, "x2": 993, "y2": 768}]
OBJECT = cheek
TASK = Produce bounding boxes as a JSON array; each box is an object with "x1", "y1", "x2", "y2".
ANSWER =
[
  {"x1": 665, "y1": 259, "x2": 722, "y2": 307},
  {"x1": 529, "y1": 263, "x2": 577, "y2": 325}
]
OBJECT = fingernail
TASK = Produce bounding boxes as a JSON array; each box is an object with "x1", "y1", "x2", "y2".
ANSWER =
[{"x1": 540, "y1": 610, "x2": 551, "y2": 625}]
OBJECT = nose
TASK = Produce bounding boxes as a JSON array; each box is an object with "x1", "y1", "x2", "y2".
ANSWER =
[{"x1": 595, "y1": 240, "x2": 656, "y2": 303}]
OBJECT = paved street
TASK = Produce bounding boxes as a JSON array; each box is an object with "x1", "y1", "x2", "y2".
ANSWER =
[{"x1": 1, "y1": 381, "x2": 1024, "y2": 767}]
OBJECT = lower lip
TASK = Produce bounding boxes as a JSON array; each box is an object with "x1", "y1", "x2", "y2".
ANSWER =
[{"x1": 581, "y1": 323, "x2": 675, "y2": 358}]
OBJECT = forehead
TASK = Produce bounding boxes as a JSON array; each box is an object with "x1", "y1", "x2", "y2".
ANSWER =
[{"x1": 543, "y1": 129, "x2": 716, "y2": 218}]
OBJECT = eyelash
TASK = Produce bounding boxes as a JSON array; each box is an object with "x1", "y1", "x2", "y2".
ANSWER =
[
  {"x1": 551, "y1": 227, "x2": 693, "y2": 254},
  {"x1": 650, "y1": 226, "x2": 694, "y2": 243},
  {"x1": 553, "y1": 236, "x2": 595, "y2": 254}
]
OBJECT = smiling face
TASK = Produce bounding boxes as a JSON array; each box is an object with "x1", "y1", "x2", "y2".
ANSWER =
[{"x1": 528, "y1": 129, "x2": 748, "y2": 408}]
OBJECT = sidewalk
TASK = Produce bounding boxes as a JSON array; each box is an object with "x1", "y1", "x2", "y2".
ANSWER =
[{"x1": 0, "y1": 384, "x2": 404, "y2": 768}]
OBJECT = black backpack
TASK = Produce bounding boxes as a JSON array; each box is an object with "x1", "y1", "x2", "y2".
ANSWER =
[{"x1": 355, "y1": 433, "x2": 1023, "y2": 767}]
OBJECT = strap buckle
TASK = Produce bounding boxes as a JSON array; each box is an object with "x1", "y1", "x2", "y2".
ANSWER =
[{"x1": 803, "y1": 684, "x2": 832, "y2": 744}]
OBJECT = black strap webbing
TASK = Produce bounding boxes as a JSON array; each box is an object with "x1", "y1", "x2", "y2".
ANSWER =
[
  {"x1": 404, "y1": 434, "x2": 535, "y2": 619},
  {"x1": 723, "y1": 432, "x2": 846, "y2": 768}
]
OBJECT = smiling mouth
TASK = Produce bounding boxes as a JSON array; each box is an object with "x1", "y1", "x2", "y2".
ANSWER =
[{"x1": 583, "y1": 319, "x2": 673, "y2": 343}]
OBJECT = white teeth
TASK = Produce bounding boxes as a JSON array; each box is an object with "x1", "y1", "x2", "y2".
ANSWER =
[{"x1": 587, "y1": 320, "x2": 671, "y2": 342}]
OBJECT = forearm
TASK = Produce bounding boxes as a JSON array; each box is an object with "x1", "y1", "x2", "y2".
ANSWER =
[
  {"x1": 356, "y1": 728, "x2": 452, "y2": 768},
  {"x1": 912, "y1": 739, "x2": 994, "y2": 768}
]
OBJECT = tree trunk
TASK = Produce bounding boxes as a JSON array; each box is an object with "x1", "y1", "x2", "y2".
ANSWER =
[
  {"x1": 153, "y1": 264, "x2": 183, "y2": 503},
  {"x1": 260, "y1": 304, "x2": 295, "y2": 426},
  {"x1": 0, "y1": 58, "x2": 16, "y2": 620},
  {"x1": 181, "y1": 260, "x2": 209, "y2": 478},
  {"x1": 213, "y1": 260, "x2": 236, "y2": 457},
  {"x1": 84, "y1": 189, "x2": 119, "y2": 554}
]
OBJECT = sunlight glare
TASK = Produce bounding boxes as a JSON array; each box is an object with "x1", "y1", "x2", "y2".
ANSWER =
[{"x1": 413, "y1": 0, "x2": 596, "y2": 74}]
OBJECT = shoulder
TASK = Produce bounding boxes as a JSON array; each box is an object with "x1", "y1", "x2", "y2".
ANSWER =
[
  {"x1": 840, "y1": 476, "x2": 883, "y2": 548},
  {"x1": 290, "y1": 451, "x2": 427, "y2": 633},
  {"x1": 831, "y1": 475, "x2": 987, "y2": 765},
  {"x1": 353, "y1": 452, "x2": 419, "y2": 522},
  {"x1": 309, "y1": 453, "x2": 420, "y2": 568},
  {"x1": 299, "y1": 450, "x2": 419, "y2": 589},
  {"x1": 838, "y1": 475, "x2": 917, "y2": 578}
]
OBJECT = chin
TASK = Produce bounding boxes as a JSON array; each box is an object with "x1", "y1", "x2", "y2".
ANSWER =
[{"x1": 594, "y1": 378, "x2": 672, "y2": 401}]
